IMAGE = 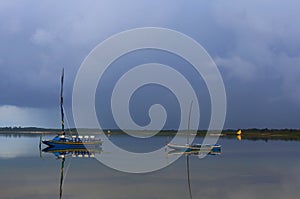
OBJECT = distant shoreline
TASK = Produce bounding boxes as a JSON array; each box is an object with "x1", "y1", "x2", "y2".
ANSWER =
[{"x1": 1, "y1": 127, "x2": 300, "y2": 141}]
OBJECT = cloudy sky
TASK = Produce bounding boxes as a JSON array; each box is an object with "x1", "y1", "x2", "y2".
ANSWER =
[{"x1": 0, "y1": 0, "x2": 299, "y2": 129}]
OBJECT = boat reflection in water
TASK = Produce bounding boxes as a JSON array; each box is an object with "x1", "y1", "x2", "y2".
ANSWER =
[
  {"x1": 42, "y1": 145, "x2": 102, "y2": 159},
  {"x1": 167, "y1": 146, "x2": 221, "y2": 199},
  {"x1": 42, "y1": 145, "x2": 102, "y2": 199}
]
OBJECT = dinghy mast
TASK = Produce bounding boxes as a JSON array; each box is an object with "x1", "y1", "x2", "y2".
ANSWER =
[{"x1": 187, "y1": 100, "x2": 193, "y2": 145}]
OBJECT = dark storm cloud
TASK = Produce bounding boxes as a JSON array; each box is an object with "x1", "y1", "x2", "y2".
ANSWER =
[
  {"x1": 0, "y1": 0, "x2": 180, "y2": 108},
  {"x1": 0, "y1": 0, "x2": 299, "y2": 128},
  {"x1": 211, "y1": 0, "x2": 300, "y2": 128}
]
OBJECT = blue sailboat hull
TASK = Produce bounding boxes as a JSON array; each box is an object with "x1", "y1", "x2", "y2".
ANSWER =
[{"x1": 42, "y1": 140, "x2": 102, "y2": 149}]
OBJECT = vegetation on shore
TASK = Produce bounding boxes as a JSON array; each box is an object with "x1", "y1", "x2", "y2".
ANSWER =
[
  {"x1": 220, "y1": 128, "x2": 300, "y2": 141},
  {"x1": 1, "y1": 127, "x2": 300, "y2": 141}
]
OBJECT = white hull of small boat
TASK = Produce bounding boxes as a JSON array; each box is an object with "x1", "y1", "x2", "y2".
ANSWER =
[
  {"x1": 167, "y1": 144, "x2": 190, "y2": 151},
  {"x1": 167, "y1": 143, "x2": 221, "y2": 153}
]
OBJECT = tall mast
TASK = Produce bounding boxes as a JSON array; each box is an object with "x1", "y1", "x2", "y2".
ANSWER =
[{"x1": 60, "y1": 68, "x2": 65, "y2": 135}]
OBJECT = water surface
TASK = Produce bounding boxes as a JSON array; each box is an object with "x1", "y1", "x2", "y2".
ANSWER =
[{"x1": 0, "y1": 134, "x2": 299, "y2": 199}]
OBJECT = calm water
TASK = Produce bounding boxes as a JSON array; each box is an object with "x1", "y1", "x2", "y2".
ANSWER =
[{"x1": 0, "y1": 134, "x2": 300, "y2": 199}]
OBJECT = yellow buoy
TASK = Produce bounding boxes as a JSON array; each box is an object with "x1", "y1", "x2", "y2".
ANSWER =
[{"x1": 236, "y1": 130, "x2": 242, "y2": 141}]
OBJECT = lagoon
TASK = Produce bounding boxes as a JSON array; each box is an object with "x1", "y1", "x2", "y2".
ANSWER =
[{"x1": 0, "y1": 134, "x2": 299, "y2": 199}]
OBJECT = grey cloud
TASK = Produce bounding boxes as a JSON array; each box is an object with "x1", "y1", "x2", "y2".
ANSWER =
[
  {"x1": 0, "y1": 0, "x2": 299, "y2": 128},
  {"x1": 30, "y1": 29, "x2": 56, "y2": 46},
  {"x1": 210, "y1": 0, "x2": 300, "y2": 106},
  {"x1": 215, "y1": 56, "x2": 258, "y2": 81}
]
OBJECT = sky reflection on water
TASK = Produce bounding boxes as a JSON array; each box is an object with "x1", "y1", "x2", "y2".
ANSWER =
[{"x1": 0, "y1": 135, "x2": 300, "y2": 199}]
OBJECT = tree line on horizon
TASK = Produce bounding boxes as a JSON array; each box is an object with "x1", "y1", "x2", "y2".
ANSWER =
[{"x1": 0, "y1": 126, "x2": 299, "y2": 132}]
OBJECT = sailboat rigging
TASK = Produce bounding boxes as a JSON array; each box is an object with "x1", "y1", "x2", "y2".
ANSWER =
[
  {"x1": 167, "y1": 100, "x2": 221, "y2": 153},
  {"x1": 42, "y1": 68, "x2": 102, "y2": 148}
]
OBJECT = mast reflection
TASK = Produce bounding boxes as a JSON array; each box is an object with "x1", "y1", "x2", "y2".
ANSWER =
[
  {"x1": 42, "y1": 146, "x2": 102, "y2": 199},
  {"x1": 167, "y1": 148, "x2": 221, "y2": 199}
]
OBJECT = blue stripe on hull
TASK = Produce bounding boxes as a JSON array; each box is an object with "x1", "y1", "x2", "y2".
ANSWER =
[{"x1": 42, "y1": 141, "x2": 101, "y2": 149}]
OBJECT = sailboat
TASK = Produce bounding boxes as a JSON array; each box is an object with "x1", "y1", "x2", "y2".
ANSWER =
[
  {"x1": 167, "y1": 101, "x2": 221, "y2": 153},
  {"x1": 42, "y1": 68, "x2": 102, "y2": 148}
]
